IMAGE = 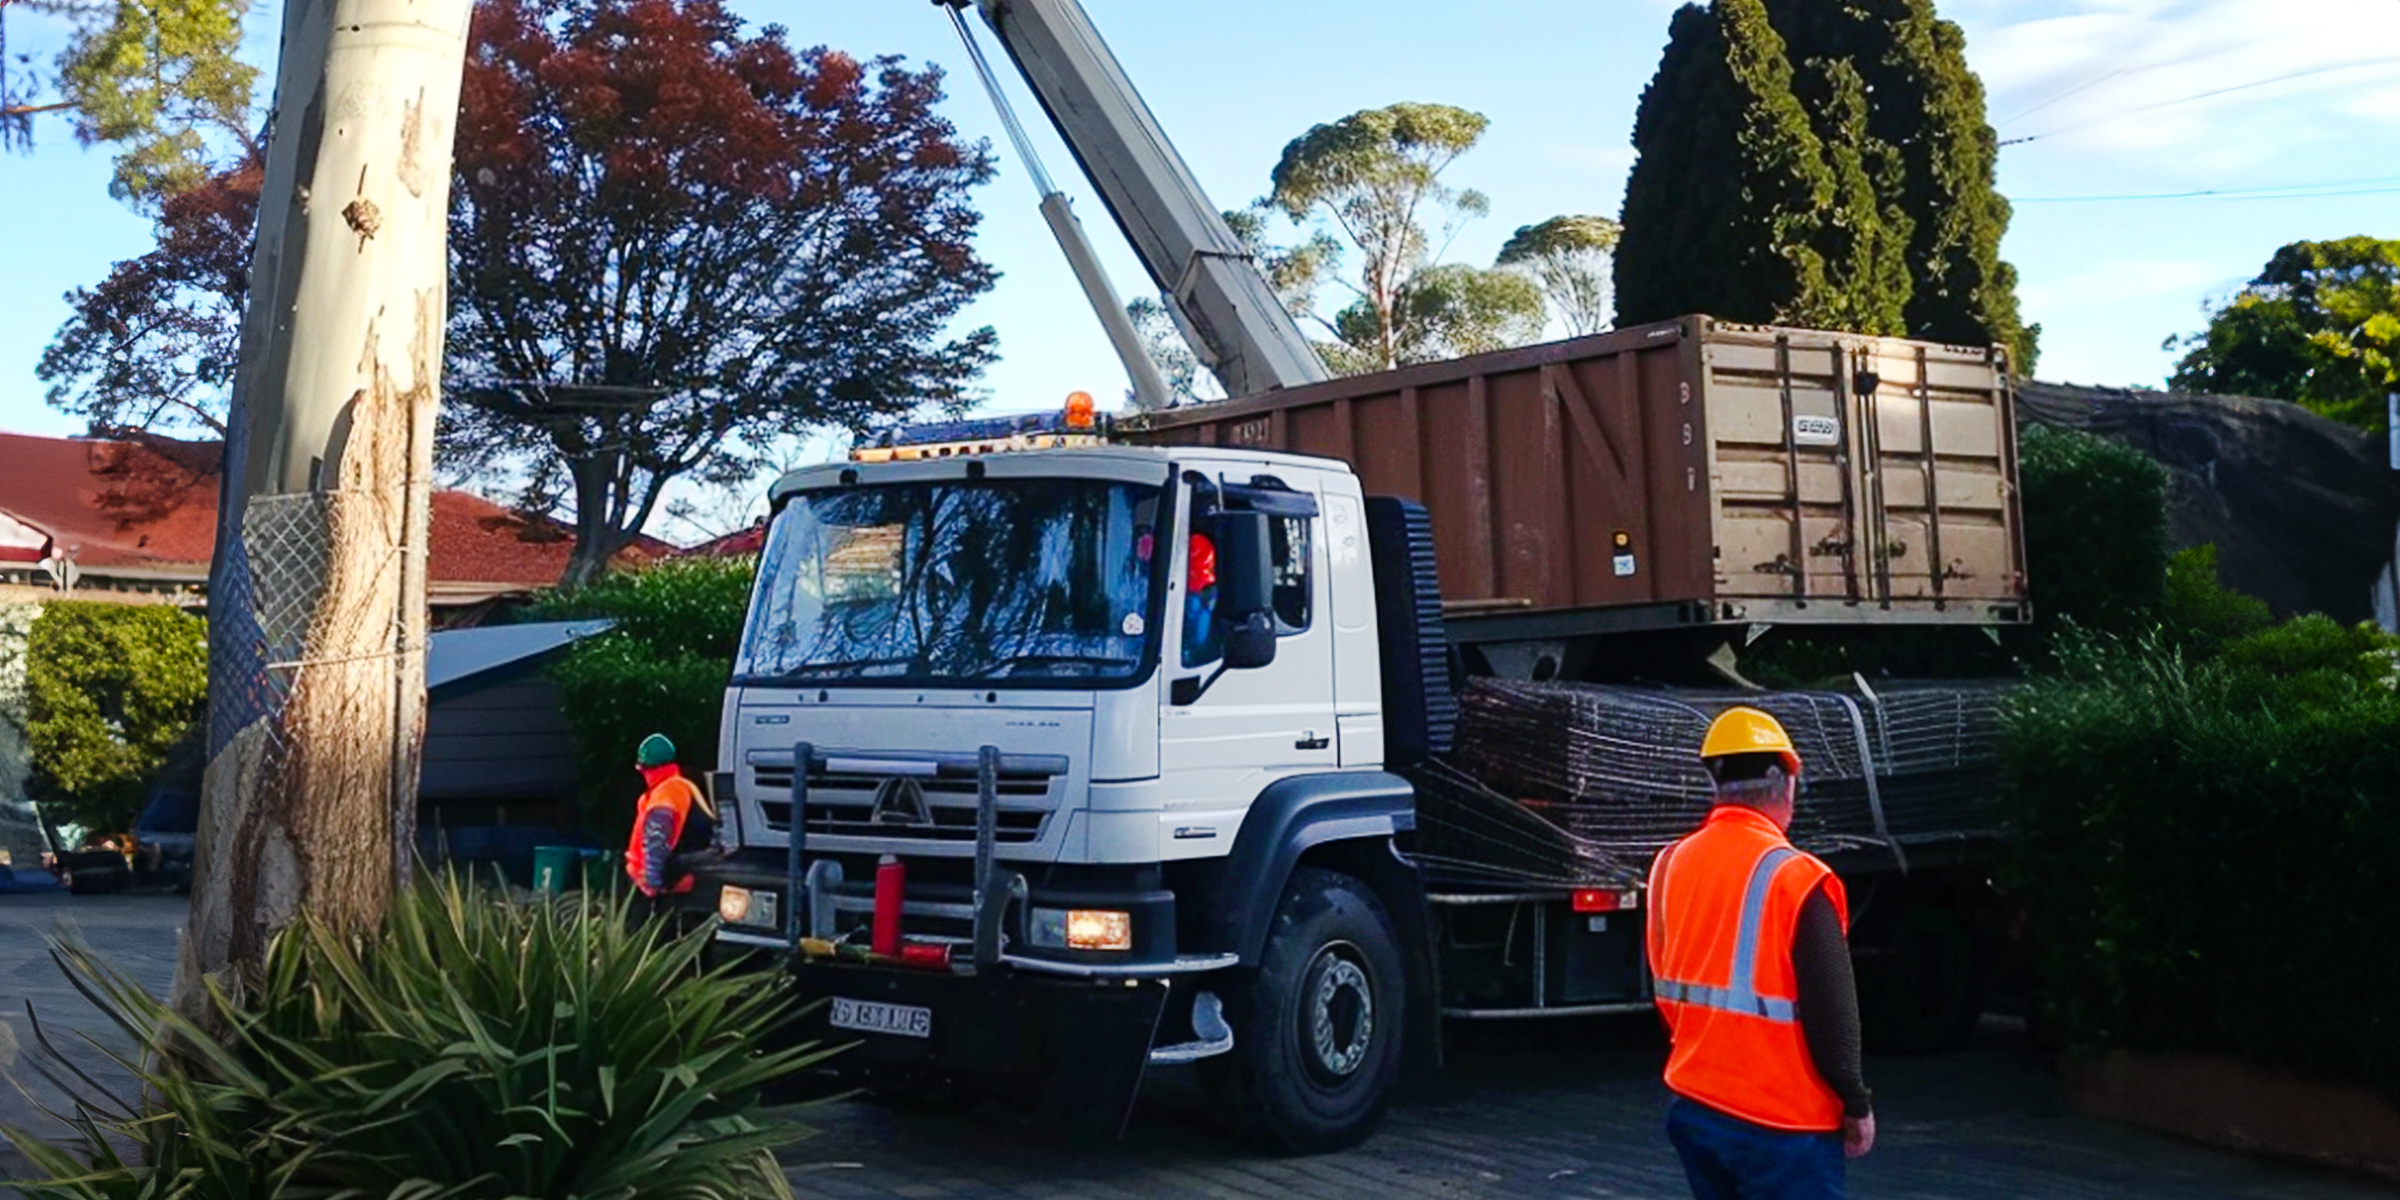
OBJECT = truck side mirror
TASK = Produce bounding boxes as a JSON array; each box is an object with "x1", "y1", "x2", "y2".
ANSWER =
[
  {"x1": 1213, "y1": 511, "x2": 1275, "y2": 618},
  {"x1": 1223, "y1": 611, "x2": 1277, "y2": 670}
]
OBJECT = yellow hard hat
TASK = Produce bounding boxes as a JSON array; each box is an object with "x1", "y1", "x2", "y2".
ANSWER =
[{"x1": 1700, "y1": 707, "x2": 1799, "y2": 767}]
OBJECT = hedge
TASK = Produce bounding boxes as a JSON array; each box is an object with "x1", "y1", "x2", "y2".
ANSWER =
[
  {"x1": 23, "y1": 602, "x2": 208, "y2": 833},
  {"x1": 2004, "y1": 615, "x2": 2400, "y2": 1099},
  {"x1": 529, "y1": 558, "x2": 756, "y2": 840}
]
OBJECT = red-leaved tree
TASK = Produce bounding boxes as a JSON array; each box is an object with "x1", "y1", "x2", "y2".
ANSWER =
[
  {"x1": 445, "y1": 0, "x2": 998, "y2": 580},
  {"x1": 40, "y1": 0, "x2": 997, "y2": 581},
  {"x1": 39, "y1": 156, "x2": 261, "y2": 434}
]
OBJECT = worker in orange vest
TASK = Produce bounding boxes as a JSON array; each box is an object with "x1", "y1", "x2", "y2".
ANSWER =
[
  {"x1": 1648, "y1": 707, "x2": 1874, "y2": 1199},
  {"x1": 625, "y1": 733, "x2": 714, "y2": 903}
]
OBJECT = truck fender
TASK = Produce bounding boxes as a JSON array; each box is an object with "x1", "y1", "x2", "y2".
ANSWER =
[{"x1": 1203, "y1": 771, "x2": 1414, "y2": 967}]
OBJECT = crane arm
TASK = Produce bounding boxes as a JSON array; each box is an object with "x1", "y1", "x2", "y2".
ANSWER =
[{"x1": 950, "y1": 0, "x2": 1329, "y2": 396}]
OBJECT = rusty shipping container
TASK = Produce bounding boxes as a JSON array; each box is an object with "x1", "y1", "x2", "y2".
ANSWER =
[{"x1": 1122, "y1": 316, "x2": 2029, "y2": 641}]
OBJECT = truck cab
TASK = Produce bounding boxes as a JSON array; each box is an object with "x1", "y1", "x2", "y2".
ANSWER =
[{"x1": 697, "y1": 412, "x2": 1447, "y2": 1150}]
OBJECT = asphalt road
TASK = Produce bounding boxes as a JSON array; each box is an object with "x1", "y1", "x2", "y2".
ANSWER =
[{"x1": 4, "y1": 894, "x2": 2392, "y2": 1199}]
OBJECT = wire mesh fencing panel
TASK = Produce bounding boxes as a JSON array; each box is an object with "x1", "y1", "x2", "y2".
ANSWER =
[{"x1": 1417, "y1": 678, "x2": 2014, "y2": 889}]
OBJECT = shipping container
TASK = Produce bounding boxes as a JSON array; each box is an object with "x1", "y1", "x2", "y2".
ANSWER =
[{"x1": 1122, "y1": 316, "x2": 2028, "y2": 644}]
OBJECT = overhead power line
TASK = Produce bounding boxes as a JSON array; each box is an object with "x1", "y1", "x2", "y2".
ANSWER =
[
  {"x1": 2014, "y1": 174, "x2": 2400, "y2": 203},
  {"x1": 2000, "y1": 56, "x2": 2400, "y2": 147}
]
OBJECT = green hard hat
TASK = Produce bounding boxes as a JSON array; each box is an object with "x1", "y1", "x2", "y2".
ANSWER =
[{"x1": 636, "y1": 733, "x2": 676, "y2": 768}]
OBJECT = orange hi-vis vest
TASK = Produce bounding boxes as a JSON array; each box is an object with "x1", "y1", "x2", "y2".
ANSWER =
[
  {"x1": 626, "y1": 772, "x2": 706, "y2": 896},
  {"x1": 1647, "y1": 805, "x2": 1850, "y2": 1132}
]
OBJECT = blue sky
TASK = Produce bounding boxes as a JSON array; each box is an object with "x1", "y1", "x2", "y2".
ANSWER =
[{"x1": 3, "y1": 0, "x2": 2395, "y2": 539}]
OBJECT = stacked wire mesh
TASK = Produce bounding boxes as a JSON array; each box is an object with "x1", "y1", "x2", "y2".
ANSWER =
[{"x1": 1413, "y1": 678, "x2": 2013, "y2": 890}]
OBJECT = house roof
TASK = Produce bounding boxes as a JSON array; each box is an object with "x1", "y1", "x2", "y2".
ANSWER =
[
  {"x1": 0, "y1": 431, "x2": 676, "y2": 597},
  {"x1": 426, "y1": 619, "x2": 614, "y2": 692},
  {"x1": 681, "y1": 520, "x2": 768, "y2": 558}
]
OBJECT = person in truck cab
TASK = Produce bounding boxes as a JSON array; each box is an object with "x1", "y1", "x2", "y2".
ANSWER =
[
  {"x1": 625, "y1": 733, "x2": 716, "y2": 910},
  {"x1": 1182, "y1": 530, "x2": 1220, "y2": 665},
  {"x1": 1648, "y1": 707, "x2": 1874, "y2": 1199}
]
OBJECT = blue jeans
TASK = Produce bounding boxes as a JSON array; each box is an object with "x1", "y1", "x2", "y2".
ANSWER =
[{"x1": 1666, "y1": 1096, "x2": 1844, "y2": 1200}]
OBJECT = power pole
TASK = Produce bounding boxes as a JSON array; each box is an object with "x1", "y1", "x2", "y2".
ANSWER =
[{"x1": 177, "y1": 0, "x2": 470, "y2": 1004}]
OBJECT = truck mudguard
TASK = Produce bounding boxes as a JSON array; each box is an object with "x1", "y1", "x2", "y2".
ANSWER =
[{"x1": 1205, "y1": 770, "x2": 1415, "y2": 966}]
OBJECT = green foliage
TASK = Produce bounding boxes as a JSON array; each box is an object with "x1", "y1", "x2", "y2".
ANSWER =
[
  {"x1": 1263, "y1": 102, "x2": 1540, "y2": 374},
  {"x1": 531, "y1": 559, "x2": 755, "y2": 835},
  {"x1": 3, "y1": 874, "x2": 825, "y2": 1198},
  {"x1": 2003, "y1": 620, "x2": 2400, "y2": 1099},
  {"x1": 23, "y1": 601, "x2": 207, "y2": 832},
  {"x1": 2160, "y1": 545, "x2": 2272, "y2": 657},
  {"x1": 1618, "y1": 0, "x2": 2030, "y2": 363},
  {"x1": 1616, "y1": 0, "x2": 1843, "y2": 332},
  {"x1": 1496, "y1": 215, "x2": 1622, "y2": 337},
  {"x1": 1326, "y1": 262, "x2": 1545, "y2": 372},
  {"x1": 2167, "y1": 236, "x2": 2400, "y2": 432},
  {"x1": 53, "y1": 0, "x2": 260, "y2": 208},
  {"x1": 2015, "y1": 424, "x2": 2170, "y2": 640}
]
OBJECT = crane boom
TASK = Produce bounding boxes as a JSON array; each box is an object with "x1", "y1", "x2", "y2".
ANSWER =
[{"x1": 951, "y1": 0, "x2": 1330, "y2": 396}]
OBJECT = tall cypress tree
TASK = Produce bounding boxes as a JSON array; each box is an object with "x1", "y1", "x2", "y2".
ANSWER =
[
  {"x1": 1616, "y1": 0, "x2": 1907, "y2": 335},
  {"x1": 1617, "y1": 0, "x2": 1837, "y2": 329},
  {"x1": 1767, "y1": 0, "x2": 2033, "y2": 369}
]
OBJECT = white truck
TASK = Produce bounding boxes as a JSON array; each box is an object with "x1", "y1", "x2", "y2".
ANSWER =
[{"x1": 690, "y1": 0, "x2": 2021, "y2": 1150}]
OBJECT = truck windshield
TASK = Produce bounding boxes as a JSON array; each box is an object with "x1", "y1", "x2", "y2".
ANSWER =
[{"x1": 737, "y1": 478, "x2": 1162, "y2": 685}]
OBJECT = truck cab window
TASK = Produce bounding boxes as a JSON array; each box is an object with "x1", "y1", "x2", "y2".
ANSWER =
[
  {"x1": 1182, "y1": 512, "x2": 1311, "y2": 670},
  {"x1": 1270, "y1": 516, "x2": 1311, "y2": 634}
]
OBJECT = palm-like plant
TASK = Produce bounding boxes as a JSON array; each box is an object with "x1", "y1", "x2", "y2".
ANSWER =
[{"x1": 5, "y1": 874, "x2": 828, "y2": 1199}]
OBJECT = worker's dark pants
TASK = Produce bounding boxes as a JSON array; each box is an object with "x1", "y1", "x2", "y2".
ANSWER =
[{"x1": 1667, "y1": 1096, "x2": 1844, "y2": 1200}]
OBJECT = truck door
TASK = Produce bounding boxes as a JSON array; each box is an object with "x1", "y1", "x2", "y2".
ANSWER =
[{"x1": 1159, "y1": 474, "x2": 1339, "y2": 839}]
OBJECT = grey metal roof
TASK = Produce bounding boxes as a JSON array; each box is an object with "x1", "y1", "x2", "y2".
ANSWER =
[{"x1": 426, "y1": 620, "x2": 613, "y2": 692}]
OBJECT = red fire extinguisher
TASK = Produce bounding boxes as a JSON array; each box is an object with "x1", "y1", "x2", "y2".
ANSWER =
[{"x1": 872, "y1": 853, "x2": 905, "y2": 957}]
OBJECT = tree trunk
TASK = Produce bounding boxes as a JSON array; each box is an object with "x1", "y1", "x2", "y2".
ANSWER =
[
  {"x1": 178, "y1": 0, "x2": 470, "y2": 1010},
  {"x1": 560, "y1": 451, "x2": 626, "y2": 587}
]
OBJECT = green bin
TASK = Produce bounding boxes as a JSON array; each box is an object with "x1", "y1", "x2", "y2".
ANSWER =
[
  {"x1": 532, "y1": 845, "x2": 582, "y2": 895},
  {"x1": 581, "y1": 848, "x2": 622, "y2": 893}
]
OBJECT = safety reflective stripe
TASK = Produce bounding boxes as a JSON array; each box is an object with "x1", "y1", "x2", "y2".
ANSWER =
[{"x1": 1656, "y1": 846, "x2": 1800, "y2": 1024}]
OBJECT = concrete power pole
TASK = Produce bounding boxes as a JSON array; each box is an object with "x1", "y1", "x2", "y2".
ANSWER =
[{"x1": 178, "y1": 0, "x2": 471, "y2": 1002}]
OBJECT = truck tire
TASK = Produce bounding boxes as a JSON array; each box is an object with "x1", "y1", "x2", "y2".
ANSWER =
[{"x1": 1203, "y1": 867, "x2": 1405, "y2": 1153}]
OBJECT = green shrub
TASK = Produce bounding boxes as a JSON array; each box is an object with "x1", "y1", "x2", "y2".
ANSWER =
[
  {"x1": 2016, "y1": 424, "x2": 2171, "y2": 639},
  {"x1": 23, "y1": 602, "x2": 208, "y2": 833},
  {"x1": 2004, "y1": 618, "x2": 2400, "y2": 1098},
  {"x1": 529, "y1": 559, "x2": 756, "y2": 840},
  {"x1": 3, "y1": 874, "x2": 825, "y2": 1199},
  {"x1": 2160, "y1": 545, "x2": 2273, "y2": 656}
]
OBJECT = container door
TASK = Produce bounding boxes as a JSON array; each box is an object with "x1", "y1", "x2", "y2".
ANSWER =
[
  {"x1": 1705, "y1": 332, "x2": 1866, "y2": 607},
  {"x1": 1855, "y1": 338, "x2": 2022, "y2": 609}
]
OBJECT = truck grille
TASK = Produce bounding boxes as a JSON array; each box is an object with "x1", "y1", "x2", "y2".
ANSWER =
[{"x1": 753, "y1": 761, "x2": 1059, "y2": 844}]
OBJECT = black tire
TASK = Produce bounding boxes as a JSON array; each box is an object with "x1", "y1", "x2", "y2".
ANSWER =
[
  {"x1": 1859, "y1": 903, "x2": 1986, "y2": 1053},
  {"x1": 1203, "y1": 867, "x2": 1406, "y2": 1153}
]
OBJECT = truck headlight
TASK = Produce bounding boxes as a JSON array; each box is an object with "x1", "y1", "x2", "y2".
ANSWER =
[
  {"x1": 719, "y1": 885, "x2": 779, "y2": 929},
  {"x1": 1030, "y1": 907, "x2": 1133, "y2": 952}
]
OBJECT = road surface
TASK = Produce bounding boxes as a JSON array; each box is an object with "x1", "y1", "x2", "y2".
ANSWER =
[{"x1": 3, "y1": 894, "x2": 2386, "y2": 1199}]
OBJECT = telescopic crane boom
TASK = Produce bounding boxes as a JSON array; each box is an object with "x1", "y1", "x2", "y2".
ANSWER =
[{"x1": 938, "y1": 0, "x2": 1330, "y2": 397}]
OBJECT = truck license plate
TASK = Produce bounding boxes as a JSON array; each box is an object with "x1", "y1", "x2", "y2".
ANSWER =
[{"x1": 830, "y1": 997, "x2": 932, "y2": 1039}]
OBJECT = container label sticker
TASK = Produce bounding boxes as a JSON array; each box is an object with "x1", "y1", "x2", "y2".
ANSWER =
[
  {"x1": 1613, "y1": 553, "x2": 1637, "y2": 577},
  {"x1": 1793, "y1": 414, "x2": 1841, "y2": 446}
]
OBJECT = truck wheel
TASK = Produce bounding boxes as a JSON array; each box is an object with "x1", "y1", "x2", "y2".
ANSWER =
[{"x1": 1204, "y1": 867, "x2": 1405, "y2": 1153}]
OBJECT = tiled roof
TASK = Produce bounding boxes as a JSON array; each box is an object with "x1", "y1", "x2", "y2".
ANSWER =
[
  {"x1": 0, "y1": 431, "x2": 675, "y2": 592},
  {"x1": 680, "y1": 520, "x2": 767, "y2": 558}
]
